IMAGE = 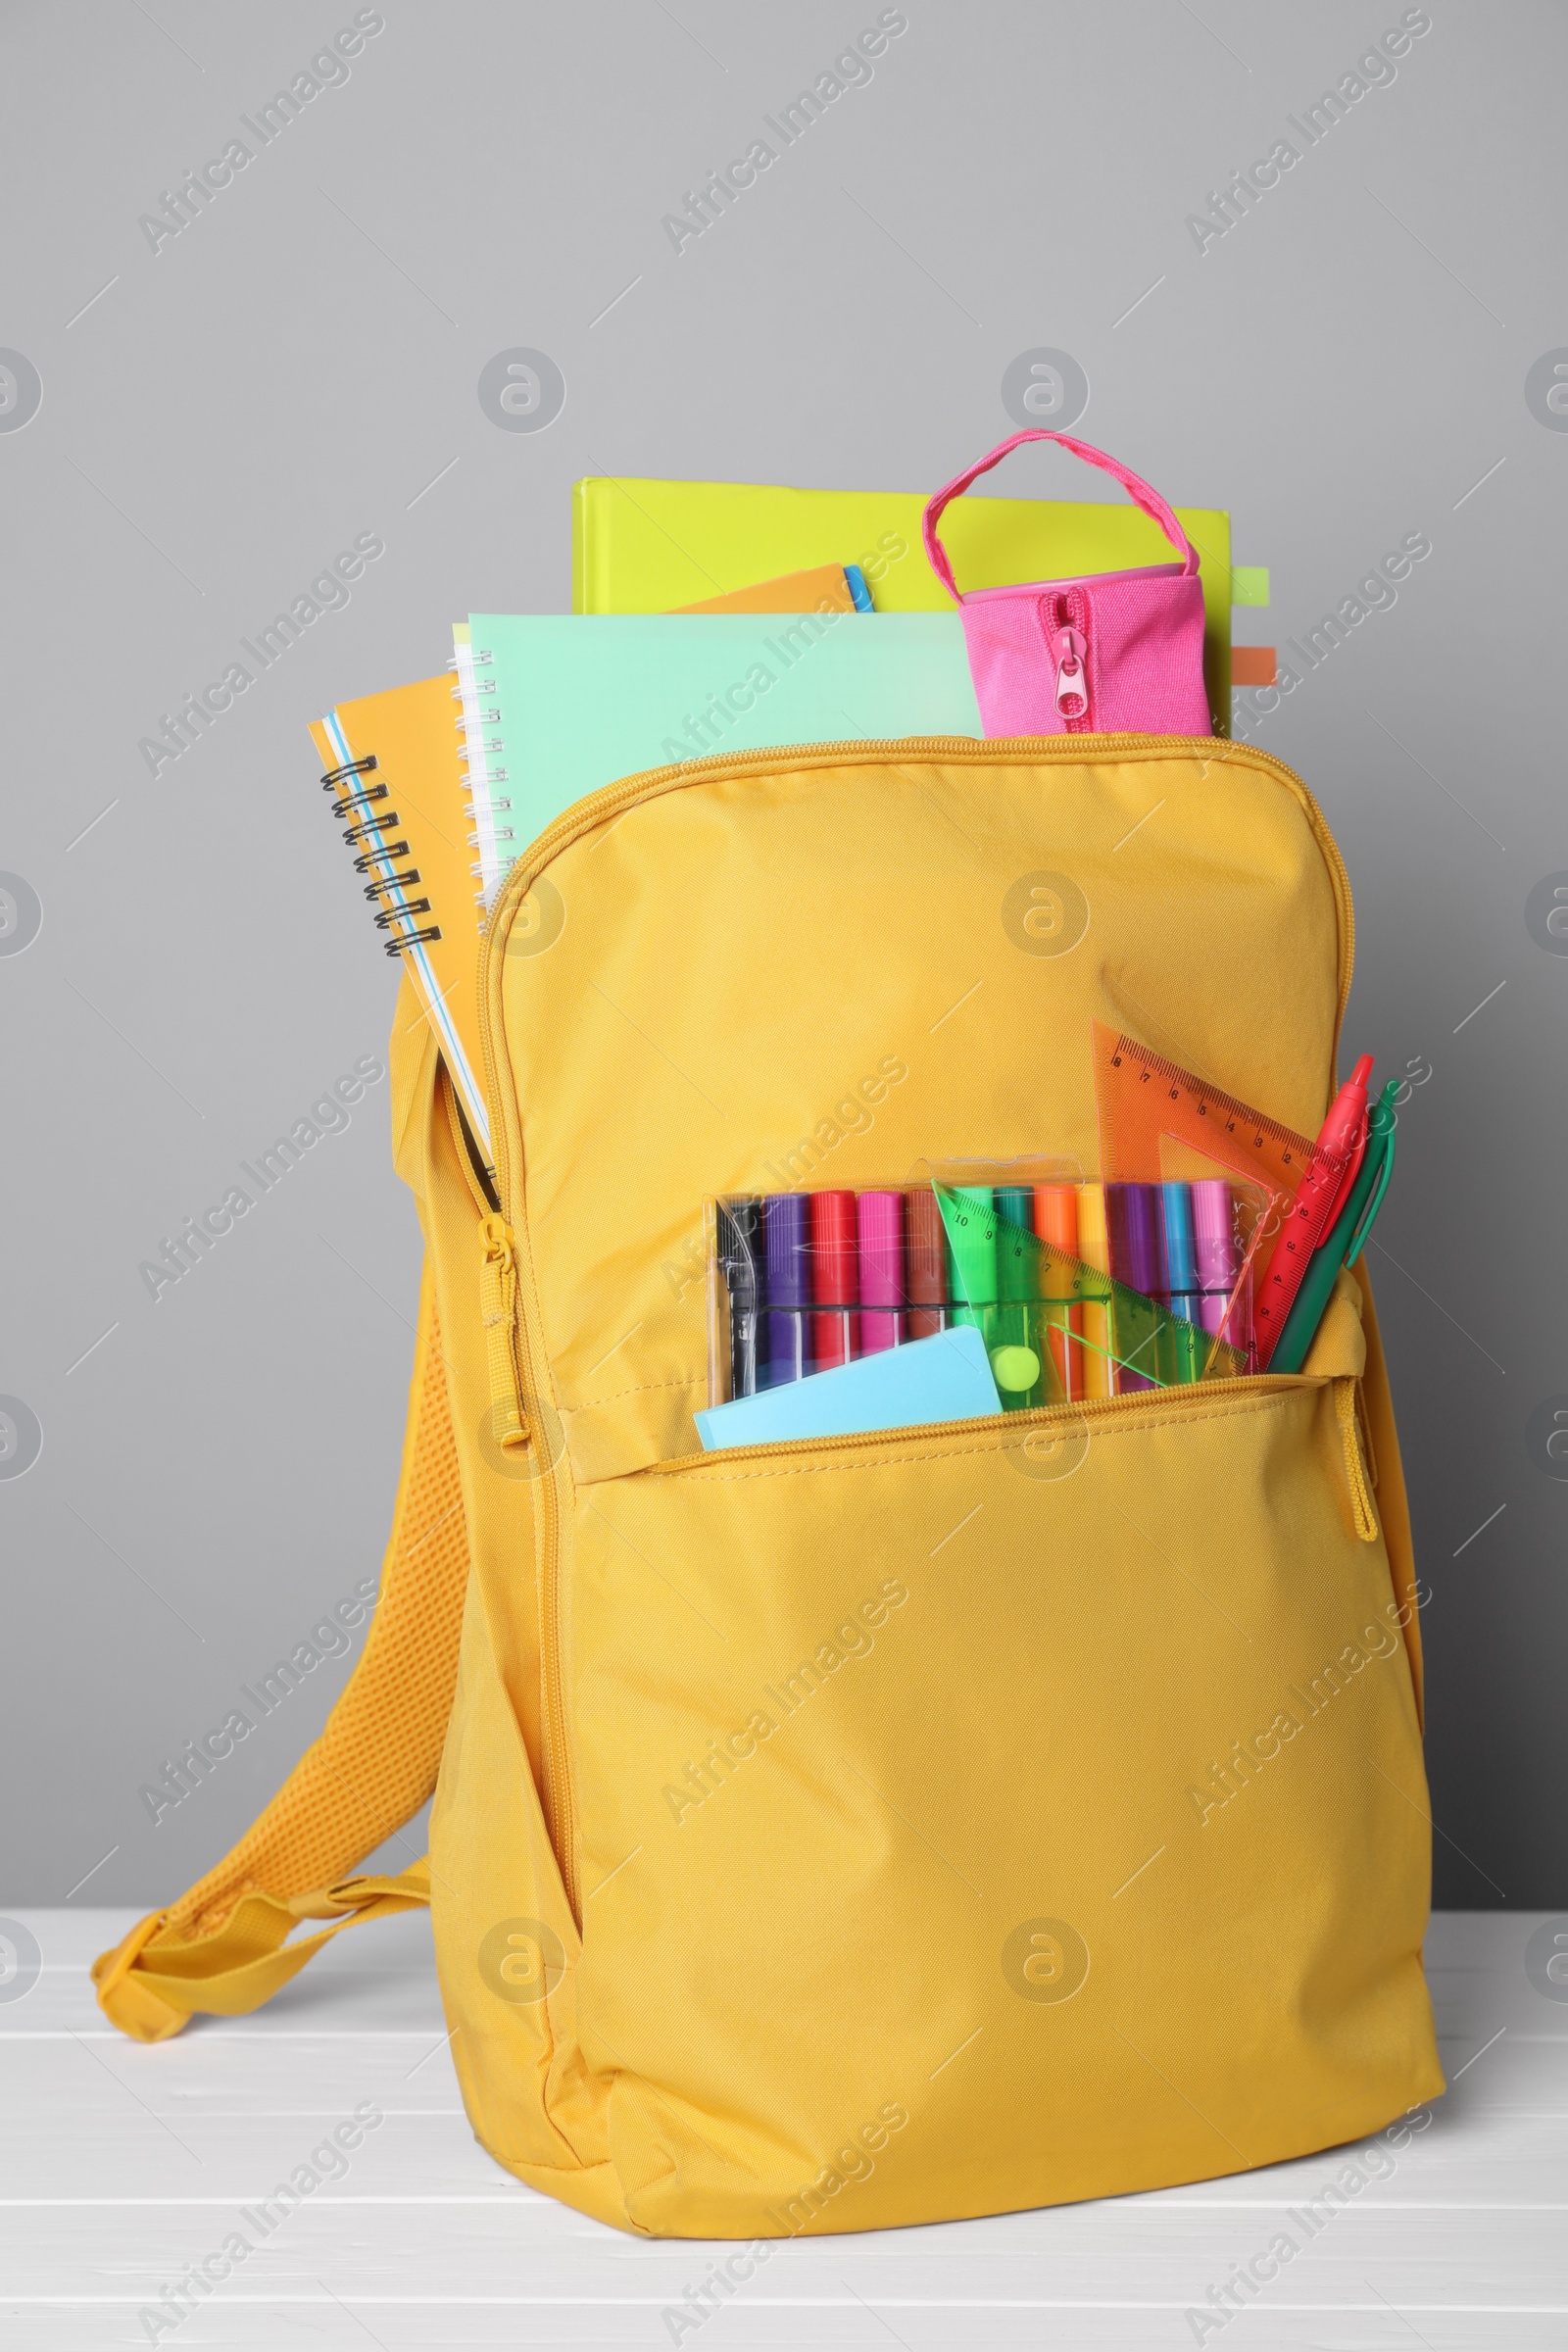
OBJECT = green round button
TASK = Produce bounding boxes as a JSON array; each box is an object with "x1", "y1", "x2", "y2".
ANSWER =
[{"x1": 990, "y1": 1344, "x2": 1041, "y2": 1394}]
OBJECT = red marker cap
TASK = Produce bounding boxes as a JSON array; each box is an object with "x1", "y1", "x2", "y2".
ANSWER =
[
  {"x1": 1319, "y1": 1054, "x2": 1376, "y2": 1226},
  {"x1": 810, "y1": 1191, "x2": 858, "y2": 1306}
]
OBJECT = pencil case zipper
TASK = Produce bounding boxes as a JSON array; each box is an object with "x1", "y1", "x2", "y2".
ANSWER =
[{"x1": 1045, "y1": 588, "x2": 1092, "y2": 728}]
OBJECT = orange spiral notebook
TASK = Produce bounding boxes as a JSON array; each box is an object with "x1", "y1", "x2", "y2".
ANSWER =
[
  {"x1": 308, "y1": 676, "x2": 491, "y2": 1165},
  {"x1": 672, "y1": 561, "x2": 858, "y2": 614}
]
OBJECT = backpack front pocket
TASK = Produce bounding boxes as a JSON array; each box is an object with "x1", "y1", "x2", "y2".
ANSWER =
[{"x1": 559, "y1": 1375, "x2": 1441, "y2": 2236}]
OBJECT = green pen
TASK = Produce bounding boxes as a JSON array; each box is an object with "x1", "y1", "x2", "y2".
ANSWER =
[
  {"x1": 945, "y1": 1188, "x2": 999, "y2": 1338},
  {"x1": 1270, "y1": 1081, "x2": 1398, "y2": 1374},
  {"x1": 992, "y1": 1185, "x2": 1046, "y2": 1409},
  {"x1": 945, "y1": 1188, "x2": 1042, "y2": 1410}
]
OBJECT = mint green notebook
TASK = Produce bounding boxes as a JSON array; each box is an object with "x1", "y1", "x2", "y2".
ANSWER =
[{"x1": 459, "y1": 612, "x2": 981, "y2": 905}]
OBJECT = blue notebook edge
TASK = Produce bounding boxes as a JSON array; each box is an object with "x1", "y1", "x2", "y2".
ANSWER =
[{"x1": 694, "y1": 1325, "x2": 1003, "y2": 1452}]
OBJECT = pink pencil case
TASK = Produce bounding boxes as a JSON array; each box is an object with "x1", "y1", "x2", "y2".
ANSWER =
[{"x1": 922, "y1": 428, "x2": 1213, "y2": 740}]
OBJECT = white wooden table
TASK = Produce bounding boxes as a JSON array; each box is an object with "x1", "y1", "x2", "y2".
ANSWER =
[{"x1": 3, "y1": 1908, "x2": 1563, "y2": 2348}]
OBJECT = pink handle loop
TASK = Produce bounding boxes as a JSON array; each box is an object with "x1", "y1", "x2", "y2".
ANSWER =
[{"x1": 922, "y1": 428, "x2": 1200, "y2": 600}]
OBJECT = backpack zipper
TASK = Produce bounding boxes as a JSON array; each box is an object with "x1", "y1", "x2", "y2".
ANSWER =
[
  {"x1": 477, "y1": 1209, "x2": 576, "y2": 1904},
  {"x1": 648, "y1": 1374, "x2": 1379, "y2": 1549},
  {"x1": 645, "y1": 1371, "x2": 1315, "y2": 1474},
  {"x1": 475, "y1": 733, "x2": 1356, "y2": 1919}
]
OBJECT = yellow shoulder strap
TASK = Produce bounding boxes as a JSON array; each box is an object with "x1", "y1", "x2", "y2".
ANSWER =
[{"x1": 93, "y1": 1259, "x2": 466, "y2": 2041}]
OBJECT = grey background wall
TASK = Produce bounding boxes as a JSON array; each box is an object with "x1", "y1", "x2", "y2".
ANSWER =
[{"x1": 1, "y1": 0, "x2": 1561, "y2": 1909}]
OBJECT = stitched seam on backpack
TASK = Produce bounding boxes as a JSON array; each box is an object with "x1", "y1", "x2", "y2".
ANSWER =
[
  {"x1": 564, "y1": 1375, "x2": 703, "y2": 1407},
  {"x1": 662, "y1": 1390, "x2": 1304, "y2": 1481}
]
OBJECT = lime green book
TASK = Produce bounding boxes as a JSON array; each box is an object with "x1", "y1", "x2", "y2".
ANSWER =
[{"x1": 572, "y1": 474, "x2": 1237, "y2": 713}]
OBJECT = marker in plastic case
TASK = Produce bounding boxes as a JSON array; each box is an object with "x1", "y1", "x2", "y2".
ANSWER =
[
  {"x1": 1035, "y1": 1182, "x2": 1083, "y2": 1399},
  {"x1": 715, "y1": 1197, "x2": 767, "y2": 1399},
  {"x1": 1157, "y1": 1181, "x2": 1201, "y2": 1384},
  {"x1": 764, "y1": 1194, "x2": 812, "y2": 1387},
  {"x1": 944, "y1": 1187, "x2": 999, "y2": 1335},
  {"x1": 1192, "y1": 1179, "x2": 1243, "y2": 1351},
  {"x1": 857, "y1": 1191, "x2": 906, "y2": 1356},
  {"x1": 1074, "y1": 1183, "x2": 1114, "y2": 1400},
  {"x1": 905, "y1": 1187, "x2": 950, "y2": 1340},
  {"x1": 992, "y1": 1185, "x2": 1044, "y2": 1407},
  {"x1": 810, "y1": 1190, "x2": 859, "y2": 1371},
  {"x1": 1105, "y1": 1181, "x2": 1163, "y2": 1393}
]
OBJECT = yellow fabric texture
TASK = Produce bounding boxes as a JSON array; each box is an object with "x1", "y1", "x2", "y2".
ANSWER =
[
  {"x1": 97, "y1": 736, "x2": 1442, "y2": 2239},
  {"x1": 424, "y1": 736, "x2": 1441, "y2": 2235}
]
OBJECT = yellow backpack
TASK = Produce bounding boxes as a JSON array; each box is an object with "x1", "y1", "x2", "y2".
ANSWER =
[{"x1": 94, "y1": 733, "x2": 1443, "y2": 2236}]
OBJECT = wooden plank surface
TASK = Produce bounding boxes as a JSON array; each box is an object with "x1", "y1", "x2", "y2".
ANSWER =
[{"x1": 2, "y1": 1908, "x2": 1564, "y2": 2348}]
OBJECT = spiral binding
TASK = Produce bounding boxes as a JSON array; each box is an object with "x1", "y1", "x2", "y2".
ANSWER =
[
  {"x1": 451, "y1": 638, "x2": 515, "y2": 913},
  {"x1": 351, "y1": 839, "x2": 409, "y2": 873},
  {"x1": 341, "y1": 812, "x2": 400, "y2": 850},
  {"x1": 327, "y1": 780, "x2": 389, "y2": 822},
  {"x1": 320, "y1": 755, "x2": 376, "y2": 789},
  {"x1": 316, "y1": 751, "x2": 444, "y2": 959}
]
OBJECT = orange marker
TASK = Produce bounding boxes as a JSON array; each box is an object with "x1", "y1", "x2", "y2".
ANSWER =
[
  {"x1": 1073, "y1": 1183, "x2": 1115, "y2": 1400},
  {"x1": 1035, "y1": 1183, "x2": 1084, "y2": 1399}
]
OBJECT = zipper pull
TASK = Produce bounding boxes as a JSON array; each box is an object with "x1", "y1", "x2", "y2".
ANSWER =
[
  {"x1": 1334, "y1": 1376, "x2": 1379, "y2": 1544},
  {"x1": 479, "y1": 1214, "x2": 529, "y2": 1451},
  {"x1": 1054, "y1": 627, "x2": 1088, "y2": 719},
  {"x1": 480, "y1": 1213, "x2": 517, "y2": 1325},
  {"x1": 480, "y1": 1212, "x2": 514, "y2": 1281}
]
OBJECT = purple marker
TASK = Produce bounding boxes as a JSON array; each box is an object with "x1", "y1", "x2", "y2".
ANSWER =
[
  {"x1": 763, "y1": 1194, "x2": 812, "y2": 1387},
  {"x1": 858, "y1": 1191, "x2": 906, "y2": 1356},
  {"x1": 1192, "y1": 1180, "x2": 1244, "y2": 1349},
  {"x1": 1105, "y1": 1182, "x2": 1163, "y2": 1393}
]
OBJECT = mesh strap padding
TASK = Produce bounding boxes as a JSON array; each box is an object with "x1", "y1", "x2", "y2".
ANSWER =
[{"x1": 93, "y1": 1258, "x2": 466, "y2": 2035}]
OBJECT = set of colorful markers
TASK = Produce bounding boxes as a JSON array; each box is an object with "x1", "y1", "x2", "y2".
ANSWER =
[{"x1": 710, "y1": 1177, "x2": 1245, "y2": 1406}]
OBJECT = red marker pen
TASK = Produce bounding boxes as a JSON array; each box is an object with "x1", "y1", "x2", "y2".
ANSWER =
[
  {"x1": 1254, "y1": 1054, "x2": 1374, "y2": 1366},
  {"x1": 1320, "y1": 1054, "x2": 1377, "y2": 1229},
  {"x1": 810, "y1": 1190, "x2": 859, "y2": 1371}
]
